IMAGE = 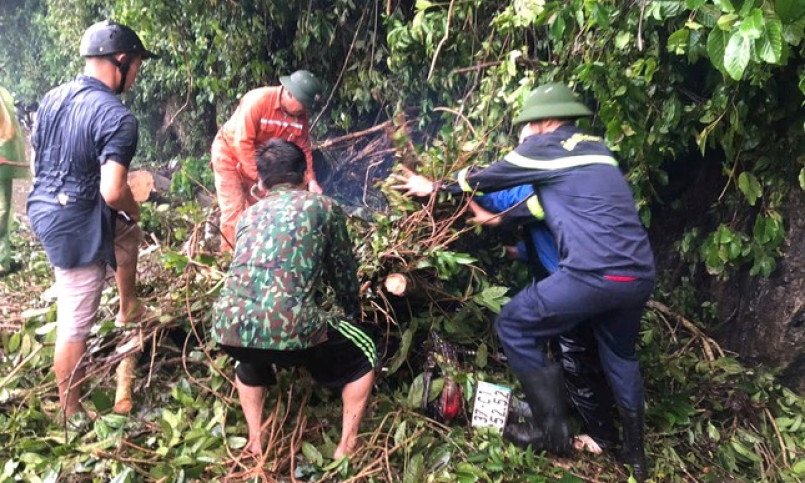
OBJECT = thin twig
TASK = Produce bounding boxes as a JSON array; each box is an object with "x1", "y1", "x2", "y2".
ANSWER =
[
  {"x1": 428, "y1": 0, "x2": 456, "y2": 82},
  {"x1": 315, "y1": 120, "x2": 393, "y2": 150}
]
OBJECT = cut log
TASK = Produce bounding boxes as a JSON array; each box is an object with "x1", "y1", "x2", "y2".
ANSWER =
[
  {"x1": 113, "y1": 353, "x2": 136, "y2": 414},
  {"x1": 384, "y1": 273, "x2": 408, "y2": 296},
  {"x1": 384, "y1": 273, "x2": 426, "y2": 298},
  {"x1": 127, "y1": 169, "x2": 213, "y2": 207},
  {"x1": 128, "y1": 170, "x2": 155, "y2": 202}
]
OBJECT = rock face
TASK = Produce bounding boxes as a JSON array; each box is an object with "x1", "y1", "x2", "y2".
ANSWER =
[{"x1": 712, "y1": 186, "x2": 805, "y2": 393}]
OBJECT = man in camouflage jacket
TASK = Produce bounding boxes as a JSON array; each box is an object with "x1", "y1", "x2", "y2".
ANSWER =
[
  {"x1": 0, "y1": 84, "x2": 29, "y2": 275},
  {"x1": 213, "y1": 139, "x2": 375, "y2": 459}
]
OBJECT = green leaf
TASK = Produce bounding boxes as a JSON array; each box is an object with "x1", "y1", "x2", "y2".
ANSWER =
[
  {"x1": 91, "y1": 390, "x2": 114, "y2": 413},
  {"x1": 751, "y1": 254, "x2": 776, "y2": 277},
  {"x1": 452, "y1": 253, "x2": 477, "y2": 265},
  {"x1": 109, "y1": 468, "x2": 134, "y2": 483},
  {"x1": 8, "y1": 332, "x2": 20, "y2": 353},
  {"x1": 549, "y1": 14, "x2": 566, "y2": 41},
  {"x1": 655, "y1": 1, "x2": 687, "y2": 18},
  {"x1": 776, "y1": 0, "x2": 805, "y2": 23},
  {"x1": 615, "y1": 31, "x2": 631, "y2": 49},
  {"x1": 394, "y1": 420, "x2": 407, "y2": 445},
  {"x1": 685, "y1": 0, "x2": 706, "y2": 9},
  {"x1": 737, "y1": 172, "x2": 762, "y2": 205},
  {"x1": 407, "y1": 373, "x2": 425, "y2": 407},
  {"x1": 403, "y1": 453, "x2": 425, "y2": 483},
  {"x1": 799, "y1": 167, "x2": 805, "y2": 190},
  {"x1": 388, "y1": 327, "x2": 414, "y2": 374},
  {"x1": 301, "y1": 442, "x2": 323, "y2": 466},
  {"x1": 757, "y1": 19, "x2": 783, "y2": 63},
  {"x1": 713, "y1": 0, "x2": 735, "y2": 13},
  {"x1": 738, "y1": 9, "x2": 764, "y2": 39},
  {"x1": 731, "y1": 440, "x2": 761, "y2": 463},
  {"x1": 475, "y1": 343, "x2": 488, "y2": 368},
  {"x1": 428, "y1": 377, "x2": 444, "y2": 402},
  {"x1": 667, "y1": 29, "x2": 690, "y2": 54},
  {"x1": 226, "y1": 436, "x2": 247, "y2": 449},
  {"x1": 707, "y1": 29, "x2": 728, "y2": 71},
  {"x1": 782, "y1": 18, "x2": 805, "y2": 45},
  {"x1": 415, "y1": 0, "x2": 434, "y2": 11},
  {"x1": 717, "y1": 13, "x2": 739, "y2": 30},
  {"x1": 724, "y1": 32, "x2": 751, "y2": 80}
]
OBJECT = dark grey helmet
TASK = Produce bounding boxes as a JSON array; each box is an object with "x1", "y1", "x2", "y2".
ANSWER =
[{"x1": 80, "y1": 20, "x2": 157, "y2": 59}]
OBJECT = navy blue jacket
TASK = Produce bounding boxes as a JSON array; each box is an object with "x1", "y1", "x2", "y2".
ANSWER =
[{"x1": 445, "y1": 125, "x2": 654, "y2": 279}]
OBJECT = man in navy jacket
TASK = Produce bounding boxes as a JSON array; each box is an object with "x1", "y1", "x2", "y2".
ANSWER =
[
  {"x1": 392, "y1": 83, "x2": 654, "y2": 480},
  {"x1": 471, "y1": 186, "x2": 619, "y2": 454}
]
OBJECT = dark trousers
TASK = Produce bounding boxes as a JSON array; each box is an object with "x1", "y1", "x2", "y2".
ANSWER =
[{"x1": 495, "y1": 269, "x2": 653, "y2": 411}]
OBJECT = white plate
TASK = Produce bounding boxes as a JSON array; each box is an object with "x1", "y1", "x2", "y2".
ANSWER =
[{"x1": 471, "y1": 381, "x2": 512, "y2": 432}]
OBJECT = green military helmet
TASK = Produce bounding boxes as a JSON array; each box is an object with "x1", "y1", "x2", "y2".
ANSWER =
[
  {"x1": 513, "y1": 82, "x2": 592, "y2": 124},
  {"x1": 280, "y1": 70, "x2": 324, "y2": 111}
]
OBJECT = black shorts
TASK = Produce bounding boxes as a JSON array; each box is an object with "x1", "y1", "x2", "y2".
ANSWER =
[{"x1": 221, "y1": 320, "x2": 377, "y2": 391}]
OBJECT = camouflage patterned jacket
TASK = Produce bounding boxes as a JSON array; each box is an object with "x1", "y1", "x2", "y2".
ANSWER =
[{"x1": 213, "y1": 185, "x2": 360, "y2": 350}]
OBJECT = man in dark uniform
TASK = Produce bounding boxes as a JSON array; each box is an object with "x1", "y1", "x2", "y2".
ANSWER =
[
  {"x1": 469, "y1": 187, "x2": 619, "y2": 454},
  {"x1": 27, "y1": 20, "x2": 156, "y2": 418},
  {"x1": 392, "y1": 83, "x2": 654, "y2": 480}
]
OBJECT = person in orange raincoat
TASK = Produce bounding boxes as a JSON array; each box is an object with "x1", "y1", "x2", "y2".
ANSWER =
[{"x1": 211, "y1": 70, "x2": 324, "y2": 251}]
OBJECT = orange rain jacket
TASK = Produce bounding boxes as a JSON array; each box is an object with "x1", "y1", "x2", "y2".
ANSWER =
[{"x1": 211, "y1": 86, "x2": 314, "y2": 183}]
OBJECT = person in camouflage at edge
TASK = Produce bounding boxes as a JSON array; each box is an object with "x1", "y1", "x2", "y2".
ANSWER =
[
  {"x1": 0, "y1": 85, "x2": 29, "y2": 276},
  {"x1": 213, "y1": 139, "x2": 376, "y2": 460}
]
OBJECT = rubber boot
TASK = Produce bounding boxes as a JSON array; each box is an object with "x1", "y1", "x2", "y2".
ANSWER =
[
  {"x1": 618, "y1": 406, "x2": 647, "y2": 482},
  {"x1": 503, "y1": 397, "x2": 544, "y2": 448},
  {"x1": 506, "y1": 364, "x2": 572, "y2": 454}
]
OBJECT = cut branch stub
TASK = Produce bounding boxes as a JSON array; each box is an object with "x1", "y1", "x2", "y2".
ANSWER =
[
  {"x1": 384, "y1": 272, "x2": 426, "y2": 298},
  {"x1": 128, "y1": 170, "x2": 155, "y2": 202}
]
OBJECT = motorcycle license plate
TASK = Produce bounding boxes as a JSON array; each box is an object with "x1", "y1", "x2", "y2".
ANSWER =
[{"x1": 471, "y1": 381, "x2": 511, "y2": 432}]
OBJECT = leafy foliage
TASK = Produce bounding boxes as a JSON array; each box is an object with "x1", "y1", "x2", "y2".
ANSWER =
[{"x1": 1, "y1": 0, "x2": 804, "y2": 481}]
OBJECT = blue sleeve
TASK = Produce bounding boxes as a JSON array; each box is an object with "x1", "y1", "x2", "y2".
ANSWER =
[
  {"x1": 475, "y1": 185, "x2": 535, "y2": 213},
  {"x1": 531, "y1": 225, "x2": 560, "y2": 273},
  {"x1": 516, "y1": 240, "x2": 529, "y2": 262},
  {"x1": 97, "y1": 108, "x2": 139, "y2": 168}
]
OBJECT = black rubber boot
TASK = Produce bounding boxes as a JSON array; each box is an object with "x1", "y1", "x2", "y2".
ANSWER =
[
  {"x1": 502, "y1": 419, "x2": 545, "y2": 448},
  {"x1": 503, "y1": 398, "x2": 545, "y2": 448},
  {"x1": 510, "y1": 364, "x2": 572, "y2": 454},
  {"x1": 618, "y1": 406, "x2": 648, "y2": 482}
]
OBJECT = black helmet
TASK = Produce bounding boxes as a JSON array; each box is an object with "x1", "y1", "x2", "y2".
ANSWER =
[{"x1": 80, "y1": 20, "x2": 157, "y2": 59}]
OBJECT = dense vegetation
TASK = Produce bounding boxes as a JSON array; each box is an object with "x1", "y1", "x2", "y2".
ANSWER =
[{"x1": 1, "y1": 1, "x2": 803, "y2": 482}]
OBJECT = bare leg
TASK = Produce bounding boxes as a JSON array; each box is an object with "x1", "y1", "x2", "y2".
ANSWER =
[
  {"x1": 334, "y1": 371, "x2": 374, "y2": 460},
  {"x1": 54, "y1": 339, "x2": 87, "y2": 418},
  {"x1": 236, "y1": 375, "x2": 267, "y2": 454}
]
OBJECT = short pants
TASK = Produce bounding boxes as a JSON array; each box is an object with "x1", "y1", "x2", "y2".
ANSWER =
[
  {"x1": 55, "y1": 220, "x2": 143, "y2": 343},
  {"x1": 221, "y1": 320, "x2": 377, "y2": 391}
]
